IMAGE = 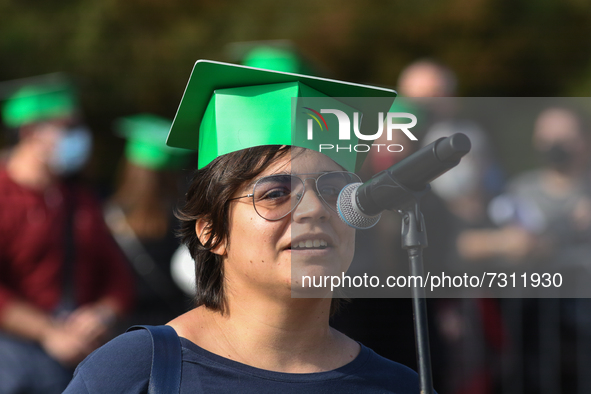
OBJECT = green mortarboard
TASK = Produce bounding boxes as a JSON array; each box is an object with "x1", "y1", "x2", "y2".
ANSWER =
[
  {"x1": 2, "y1": 83, "x2": 77, "y2": 128},
  {"x1": 166, "y1": 60, "x2": 397, "y2": 171},
  {"x1": 226, "y1": 40, "x2": 318, "y2": 76},
  {"x1": 242, "y1": 46, "x2": 302, "y2": 74},
  {"x1": 115, "y1": 113, "x2": 194, "y2": 170}
]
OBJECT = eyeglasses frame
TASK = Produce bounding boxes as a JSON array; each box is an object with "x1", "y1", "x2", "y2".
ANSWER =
[{"x1": 228, "y1": 171, "x2": 361, "y2": 221}]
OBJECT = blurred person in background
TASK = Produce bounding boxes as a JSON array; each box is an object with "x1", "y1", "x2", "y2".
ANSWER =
[
  {"x1": 422, "y1": 125, "x2": 504, "y2": 232},
  {"x1": 474, "y1": 107, "x2": 591, "y2": 394},
  {"x1": 104, "y1": 113, "x2": 194, "y2": 327},
  {"x1": 364, "y1": 59, "x2": 456, "y2": 178},
  {"x1": 421, "y1": 123, "x2": 507, "y2": 394},
  {"x1": 0, "y1": 80, "x2": 135, "y2": 394},
  {"x1": 480, "y1": 108, "x2": 591, "y2": 264},
  {"x1": 396, "y1": 59, "x2": 457, "y2": 99}
]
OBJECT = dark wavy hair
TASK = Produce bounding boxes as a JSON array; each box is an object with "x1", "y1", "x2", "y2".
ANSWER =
[{"x1": 176, "y1": 145, "x2": 342, "y2": 315}]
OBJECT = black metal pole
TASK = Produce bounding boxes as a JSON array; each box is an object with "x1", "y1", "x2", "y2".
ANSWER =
[
  {"x1": 408, "y1": 247, "x2": 434, "y2": 394},
  {"x1": 400, "y1": 205, "x2": 434, "y2": 394}
]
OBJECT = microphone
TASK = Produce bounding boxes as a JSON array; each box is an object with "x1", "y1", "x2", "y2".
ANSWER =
[{"x1": 337, "y1": 133, "x2": 471, "y2": 229}]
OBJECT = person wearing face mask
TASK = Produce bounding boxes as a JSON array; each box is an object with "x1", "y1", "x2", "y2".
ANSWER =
[
  {"x1": 418, "y1": 123, "x2": 508, "y2": 394},
  {"x1": 458, "y1": 107, "x2": 591, "y2": 393},
  {"x1": 479, "y1": 108, "x2": 591, "y2": 263},
  {"x1": 497, "y1": 107, "x2": 591, "y2": 393},
  {"x1": 0, "y1": 80, "x2": 135, "y2": 394}
]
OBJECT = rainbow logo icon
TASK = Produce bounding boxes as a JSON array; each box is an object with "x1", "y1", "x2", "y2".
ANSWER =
[{"x1": 303, "y1": 107, "x2": 328, "y2": 131}]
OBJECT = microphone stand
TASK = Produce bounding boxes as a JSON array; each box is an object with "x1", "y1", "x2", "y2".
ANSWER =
[
  {"x1": 393, "y1": 178, "x2": 434, "y2": 394},
  {"x1": 339, "y1": 133, "x2": 471, "y2": 392}
]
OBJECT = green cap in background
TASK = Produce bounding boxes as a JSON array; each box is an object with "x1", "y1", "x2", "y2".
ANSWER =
[
  {"x1": 2, "y1": 82, "x2": 77, "y2": 128},
  {"x1": 242, "y1": 46, "x2": 303, "y2": 74},
  {"x1": 226, "y1": 40, "x2": 320, "y2": 76},
  {"x1": 167, "y1": 60, "x2": 397, "y2": 172},
  {"x1": 115, "y1": 113, "x2": 194, "y2": 170}
]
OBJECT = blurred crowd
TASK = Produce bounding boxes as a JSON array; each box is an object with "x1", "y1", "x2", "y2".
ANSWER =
[
  {"x1": 1, "y1": 44, "x2": 591, "y2": 394},
  {"x1": 332, "y1": 59, "x2": 591, "y2": 394},
  {"x1": 0, "y1": 76, "x2": 196, "y2": 393}
]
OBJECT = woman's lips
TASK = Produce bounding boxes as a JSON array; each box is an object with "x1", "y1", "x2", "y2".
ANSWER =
[
  {"x1": 287, "y1": 233, "x2": 334, "y2": 251},
  {"x1": 291, "y1": 239, "x2": 328, "y2": 250}
]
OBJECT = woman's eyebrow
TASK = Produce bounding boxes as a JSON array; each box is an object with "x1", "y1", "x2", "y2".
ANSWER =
[
  {"x1": 244, "y1": 172, "x2": 291, "y2": 189},
  {"x1": 243, "y1": 169, "x2": 343, "y2": 190},
  {"x1": 249, "y1": 169, "x2": 342, "y2": 182}
]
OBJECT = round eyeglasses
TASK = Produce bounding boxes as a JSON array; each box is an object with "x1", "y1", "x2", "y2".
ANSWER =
[{"x1": 229, "y1": 171, "x2": 362, "y2": 221}]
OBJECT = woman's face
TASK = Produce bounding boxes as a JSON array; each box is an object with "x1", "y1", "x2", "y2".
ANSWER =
[{"x1": 222, "y1": 149, "x2": 356, "y2": 298}]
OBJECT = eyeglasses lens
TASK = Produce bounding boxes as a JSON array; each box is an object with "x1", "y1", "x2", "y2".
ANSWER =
[{"x1": 252, "y1": 172, "x2": 360, "y2": 220}]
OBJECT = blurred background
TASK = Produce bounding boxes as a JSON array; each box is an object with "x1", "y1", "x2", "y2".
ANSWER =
[
  {"x1": 1, "y1": 1, "x2": 591, "y2": 393},
  {"x1": 1, "y1": 0, "x2": 591, "y2": 185}
]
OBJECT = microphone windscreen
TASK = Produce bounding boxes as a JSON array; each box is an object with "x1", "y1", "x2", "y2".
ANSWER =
[{"x1": 337, "y1": 183, "x2": 381, "y2": 230}]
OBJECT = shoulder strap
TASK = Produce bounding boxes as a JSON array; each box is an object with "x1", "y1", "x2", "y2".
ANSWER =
[
  {"x1": 127, "y1": 325, "x2": 182, "y2": 394},
  {"x1": 104, "y1": 203, "x2": 181, "y2": 306},
  {"x1": 58, "y1": 185, "x2": 77, "y2": 314}
]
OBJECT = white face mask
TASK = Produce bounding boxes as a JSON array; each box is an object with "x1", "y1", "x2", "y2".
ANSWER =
[
  {"x1": 49, "y1": 126, "x2": 93, "y2": 176},
  {"x1": 429, "y1": 157, "x2": 480, "y2": 201}
]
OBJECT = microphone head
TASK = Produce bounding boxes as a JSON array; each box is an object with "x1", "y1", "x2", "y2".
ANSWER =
[{"x1": 337, "y1": 183, "x2": 381, "y2": 230}]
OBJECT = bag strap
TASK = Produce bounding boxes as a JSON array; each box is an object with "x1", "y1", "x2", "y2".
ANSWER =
[
  {"x1": 127, "y1": 325, "x2": 182, "y2": 394},
  {"x1": 104, "y1": 204, "x2": 182, "y2": 308},
  {"x1": 57, "y1": 185, "x2": 77, "y2": 314}
]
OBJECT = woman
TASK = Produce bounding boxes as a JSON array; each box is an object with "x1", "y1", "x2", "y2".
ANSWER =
[{"x1": 64, "y1": 60, "x2": 420, "y2": 393}]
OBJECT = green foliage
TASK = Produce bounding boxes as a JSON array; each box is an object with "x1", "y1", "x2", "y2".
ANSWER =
[{"x1": 1, "y1": 0, "x2": 590, "y2": 180}]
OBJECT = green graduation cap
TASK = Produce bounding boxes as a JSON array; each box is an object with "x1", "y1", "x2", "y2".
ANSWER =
[
  {"x1": 243, "y1": 45, "x2": 304, "y2": 74},
  {"x1": 166, "y1": 60, "x2": 397, "y2": 172},
  {"x1": 115, "y1": 113, "x2": 194, "y2": 170},
  {"x1": 2, "y1": 82, "x2": 77, "y2": 128},
  {"x1": 226, "y1": 40, "x2": 319, "y2": 76}
]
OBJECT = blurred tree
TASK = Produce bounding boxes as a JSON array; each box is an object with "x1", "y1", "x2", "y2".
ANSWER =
[{"x1": 1, "y1": 0, "x2": 590, "y2": 181}]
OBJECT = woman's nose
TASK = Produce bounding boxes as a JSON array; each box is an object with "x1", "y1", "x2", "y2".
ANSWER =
[{"x1": 292, "y1": 181, "x2": 331, "y2": 222}]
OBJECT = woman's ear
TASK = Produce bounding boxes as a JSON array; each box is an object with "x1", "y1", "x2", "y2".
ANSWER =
[{"x1": 195, "y1": 218, "x2": 226, "y2": 256}]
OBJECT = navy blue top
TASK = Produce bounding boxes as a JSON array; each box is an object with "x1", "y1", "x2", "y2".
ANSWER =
[{"x1": 65, "y1": 329, "x2": 421, "y2": 393}]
